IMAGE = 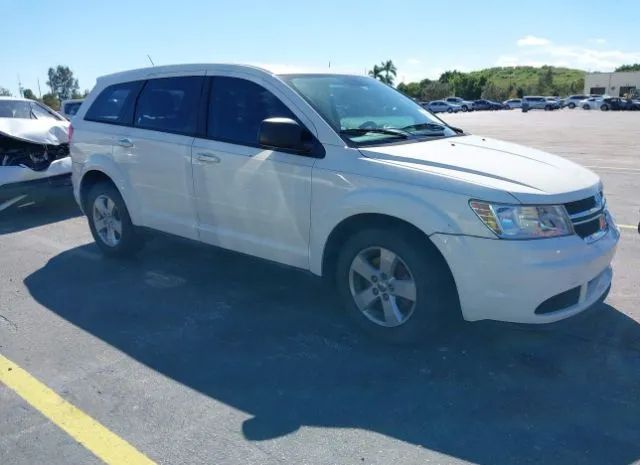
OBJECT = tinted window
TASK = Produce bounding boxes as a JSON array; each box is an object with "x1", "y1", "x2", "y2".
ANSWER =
[
  {"x1": 208, "y1": 77, "x2": 296, "y2": 146},
  {"x1": 0, "y1": 100, "x2": 33, "y2": 118},
  {"x1": 134, "y1": 76, "x2": 203, "y2": 135},
  {"x1": 64, "y1": 102, "x2": 82, "y2": 116},
  {"x1": 85, "y1": 81, "x2": 143, "y2": 124}
]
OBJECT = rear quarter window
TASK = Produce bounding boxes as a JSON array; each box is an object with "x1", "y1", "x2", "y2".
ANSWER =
[{"x1": 85, "y1": 81, "x2": 144, "y2": 125}]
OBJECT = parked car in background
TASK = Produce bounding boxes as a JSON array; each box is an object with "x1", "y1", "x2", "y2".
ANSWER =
[
  {"x1": 522, "y1": 96, "x2": 560, "y2": 112},
  {"x1": 472, "y1": 99, "x2": 502, "y2": 111},
  {"x1": 425, "y1": 100, "x2": 461, "y2": 113},
  {"x1": 70, "y1": 64, "x2": 619, "y2": 343},
  {"x1": 59, "y1": 99, "x2": 84, "y2": 119},
  {"x1": 444, "y1": 97, "x2": 474, "y2": 112},
  {"x1": 562, "y1": 95, "x2": 589, "y2": 109},
  {"x1": 580, "y1": 96, "x2": 606, "y2": 110},
  {"x1": 0, "y1": 97, "x2": 70, "y2": 211},
  {"x1": 600, "y1": 97, "x2": 640, "y2": 111},
  {"x1": 503, "y1": 98, "x2": 522, "y2": 109}
]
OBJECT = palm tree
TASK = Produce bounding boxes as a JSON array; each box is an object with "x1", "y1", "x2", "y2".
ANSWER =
[
  {"x1": 380, "y1": 60, "x2": 397, "y2": 85},
  {"x1": 368, "y1": 60, "x2": 397, "y2": 86},
  {"x1": 368, "y1": 64, "x2": 383, "y2": 80}
]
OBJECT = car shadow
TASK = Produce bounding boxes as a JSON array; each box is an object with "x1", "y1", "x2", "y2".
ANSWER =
[
  {"x1": 0, "y1": 189, "x2": 81, "y2": 235},
  {"x1": 24, "y1": 237, "x2": 640, "y2": 465}
]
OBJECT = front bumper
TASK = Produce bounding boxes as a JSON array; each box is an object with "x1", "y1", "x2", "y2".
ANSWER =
[{"x1": 431, "y1": 223, "x2": 619, "y2": 324}]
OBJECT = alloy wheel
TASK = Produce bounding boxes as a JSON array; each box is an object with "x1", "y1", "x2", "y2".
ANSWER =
[
  {"x1": 93, "y1": 194, "x2": 123, "y2": 247},
  {"x1": 348, "y1": 247, "x2": 417, "y2": 327}
]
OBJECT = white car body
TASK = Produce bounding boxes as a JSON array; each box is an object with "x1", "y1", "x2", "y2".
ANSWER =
[
  {"x1": 580, "y1": 96, "x2": 606, "y2": 110},
  {"x1": 71, "y1": 64, "x2": 618, "y2": 326},
  {"x1": 562, "y1": 95, "x2": 589, "y2": 108},
  {"x1": 426, "y1": 100, "x2": 461, "y2": 113},
  {"x1": 503, "y1": 99, "x2": 522, "y2": 109},
  {"x1": 444, "y1": 97, "x2": 474, "y2": 112},
  {"x1": 0, "y1": 97, "x2": 71, "y2": 209}
]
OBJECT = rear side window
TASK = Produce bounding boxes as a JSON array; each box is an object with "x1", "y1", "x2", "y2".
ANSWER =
[
  {"x1": 134, "y1": 76, "x2": 204, "y2": 135},
  {"x1": 207, "y1": 77, "x2": 296, "y2": 146},
  {"x1": 64, "y1": 102, "x2": 82, "y2": 116},
  {"x1": 85, "y1": 81, "x2": 143, "y2": 124}
]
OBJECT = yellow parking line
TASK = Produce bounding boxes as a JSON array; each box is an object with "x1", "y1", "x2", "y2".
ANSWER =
[
  {"x1": 0, "y1": 354, "x2": 157, "y2": 465},
  {"x1": 619, "y1": 224, "x2": 636, "y2": 230}
]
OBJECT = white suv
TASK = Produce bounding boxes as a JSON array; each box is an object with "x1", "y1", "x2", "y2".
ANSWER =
[{"x1": 70, "y1": 64, "x2": 619, "y2": 343}]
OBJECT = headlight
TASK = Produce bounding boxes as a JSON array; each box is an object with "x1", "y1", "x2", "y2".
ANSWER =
[{"x1": 470, "y1": 201, "x2": 574, "y2": 239}]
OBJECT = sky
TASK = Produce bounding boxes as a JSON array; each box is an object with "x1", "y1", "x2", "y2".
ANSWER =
[{"x1": 2, "y1": 0, "x2": 639, "y2": 96}]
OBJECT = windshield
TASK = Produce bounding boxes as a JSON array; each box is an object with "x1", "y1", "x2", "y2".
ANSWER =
[{"x1": 280, "y1": 74, "x2": 457, "y2": 146}]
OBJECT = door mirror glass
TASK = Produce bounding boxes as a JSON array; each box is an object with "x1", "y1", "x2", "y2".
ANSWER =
[{"x1": 259, "y1": 118, "x2": 306, "y2": 152}]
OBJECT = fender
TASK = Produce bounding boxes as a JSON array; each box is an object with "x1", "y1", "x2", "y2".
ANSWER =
[
  {"x1": 79, "y1": 155, "x2": 142, "y2": 225},
  {"x1": 309, "y1": 188, "x2": 463, "y2": 276}
]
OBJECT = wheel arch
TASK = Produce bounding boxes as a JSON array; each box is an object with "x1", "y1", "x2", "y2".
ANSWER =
[{"x1": 319, "y1": 213, "x2": 458, "y2": 298}]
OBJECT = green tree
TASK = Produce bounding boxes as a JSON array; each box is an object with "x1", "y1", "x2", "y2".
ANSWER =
[
  {"x1": 615, "y1": 63, "x2": 640, "y2": 72},
  {"x1": 23, "y1": 89, "x2": 37, "y2": 100},
  {"x1": 0, "y1": 86, "x2": 11, "y2": 96},
  {"x1": 47, "y1": 65, "x2": 79, "y2": 100},
  {"x1": 537, "y1": 66, "x2": 554, "y2": 93},
  {"x1": 42, "y1": 93, "x2": 60, "y2": 110},
  {"x1": 368, "y1": 60, "x2": 397, "y2": 85},
  {"x1": 420, "y1": 81, "x2": 451, "y2": 100},
  {"x1": 397, "y1": 81, "x2": 422, "y2": 99}
]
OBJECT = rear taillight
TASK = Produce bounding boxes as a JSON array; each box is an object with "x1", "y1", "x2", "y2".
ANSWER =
[{"x1": 68, "y1": 124, "x2": 74, "y2": 144}]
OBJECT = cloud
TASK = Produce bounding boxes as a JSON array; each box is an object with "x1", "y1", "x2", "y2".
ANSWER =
[
  {"x1": 498, "y1": 38, "x2": 640, "y2": 71},
  {"x1": 588, "y1": 38, "x2": 607, "y2": 45},
  {"x1": 407, "y1": 58, "x2": 421, "y2": 65},
  {"x1": 517, "y1": 35, "x2": 551, "y2": 47}
]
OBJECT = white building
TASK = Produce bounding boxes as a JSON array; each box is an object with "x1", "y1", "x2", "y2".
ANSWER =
[{"x1": 584, "y1": 71, "x2": 640, "y2": 97}]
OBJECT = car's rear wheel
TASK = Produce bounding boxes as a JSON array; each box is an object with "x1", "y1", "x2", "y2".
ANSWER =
[
  {"x1": 86, "y1": 182, "x2": 143, "y2": 257},
  {"x1": 600, "y1": 104, "x2": 609, "y2": 111},
  {"x1": 583, "y1": 104, "x2": 590, "y2": 110},
  {"x1": 447, "y1": 107, "x2": 454, "y2": 113},
  {"x1": 335, "y1": 228, "x2": 459, "y2": 344}
]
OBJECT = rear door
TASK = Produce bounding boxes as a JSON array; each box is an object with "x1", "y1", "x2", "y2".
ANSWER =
[
  {"x1": 117, "y1": 74, "x2": 205, "y2": 240},
  {"x1": 191, "y1": 75, "x2": 316, "y2": 269}
]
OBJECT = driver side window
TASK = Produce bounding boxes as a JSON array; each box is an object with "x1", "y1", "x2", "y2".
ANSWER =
[{"x1": 207, "y1": 77, "x2": 296, "y2": 147}]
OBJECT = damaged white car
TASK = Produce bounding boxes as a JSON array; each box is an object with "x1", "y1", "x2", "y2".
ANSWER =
[{"x1": 0, "y1": 96, "x2": 71, "y2": 211}]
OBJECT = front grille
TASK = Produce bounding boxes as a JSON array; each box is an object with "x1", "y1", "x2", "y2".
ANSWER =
[
  {"x1": 564, "y1": 194, "x2": 606, "y2": 240},
  {"x1": 565, "y1": 196, "x2": 596, "y2": 215}
]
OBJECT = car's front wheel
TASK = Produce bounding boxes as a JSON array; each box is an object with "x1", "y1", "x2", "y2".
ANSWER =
[
  {"x1": 335, "y1": 228, "x2": 458, "y2": 344},
  {"x1": 600, "y1": 104, "x2": 609, "y2": 111},
  {"x1": 461, "y1": 105, "x2": 468, "y2": 112},
  {"x1": 447, "y1": 107, "x2": 454, "y2": 113},
  {"x1": 86, "y1": 182, "x2": 143, "y2": 257},
  {"x1": 568, "y1": 102, "x2": 576, "y2": 109}
]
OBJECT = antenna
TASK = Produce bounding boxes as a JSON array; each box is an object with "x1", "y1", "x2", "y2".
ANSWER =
[
  {"x1": 17, "y1": 74, "x2": 23, "y2": 97},
  {"x1": 37, "y1": 79, "x2": 42, "y2": 98},
  {"x1": 147, "y1": 55, "x2": 155, "y2": 66}
]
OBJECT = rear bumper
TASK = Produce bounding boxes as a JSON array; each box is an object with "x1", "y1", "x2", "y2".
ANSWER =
[{"x1": 431, "y1": 223, "x2": 619, "y2": 324}]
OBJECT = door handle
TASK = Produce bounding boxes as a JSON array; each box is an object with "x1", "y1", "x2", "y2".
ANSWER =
[
  {"x1": 116, "y1": 138, "x2": 134, "y2": 148},
  {"x1": 196, "y1": 152, "x2": 221, "y2": 164}
]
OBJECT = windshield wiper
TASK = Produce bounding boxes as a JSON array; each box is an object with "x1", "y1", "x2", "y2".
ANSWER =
[
  {"x1": 400, "y1": 122, "x2": 447, "y2": 132},
  {"x1": 340, "y1": 128, "x2": 411, "y2": 139}
]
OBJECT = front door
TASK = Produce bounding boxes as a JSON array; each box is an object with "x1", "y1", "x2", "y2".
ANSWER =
[{"x1": 192, "y1": 76, "x2": 315, "y2": 269}]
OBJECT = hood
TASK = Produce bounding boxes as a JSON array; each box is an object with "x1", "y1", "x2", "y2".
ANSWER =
[
  {"x1": 358, "y1": 135, "x2": 600, "y2": 204},
  {"x1": 0, "y1": 118, "x2": 69, "y2": 145}
]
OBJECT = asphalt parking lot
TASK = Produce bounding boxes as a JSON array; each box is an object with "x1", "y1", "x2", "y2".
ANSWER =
[{"x1": 1, "y1": 110, "x2": 639, "y2": 465}]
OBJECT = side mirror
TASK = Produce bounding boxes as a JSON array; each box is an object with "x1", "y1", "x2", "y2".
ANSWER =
[{"x1": 259, "y1": 118, "x2": 307, "y2": 152}]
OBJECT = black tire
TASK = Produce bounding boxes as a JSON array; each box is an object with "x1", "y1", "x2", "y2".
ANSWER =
[
  {"x1": 568, "y1": 102, "x2": 576, "y2": 109},
  {"x1": 461, "y1": 105, "x2": 468, "y2": 112},
  {"x1": 447, "y1": 107, "x2": 454, "y2": 113},
  {"x1": 544, "y1": 105, "x2": 551, "y2": 111},
  {"x1": 335, "y1": 227, "x2": 459, "y2": 344},
  {"x1": 522, "y1": 107, "x2": 528, "y2": 113},
  {"x1": 600, "y1": 104, "x2": 609, "y2": 111},
  {"x1": 85, "y1": 181, "x2": 143, "y2": 257},
  {"x1": 583, "y1": 104, "x2": 590, "y2": 110}
]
